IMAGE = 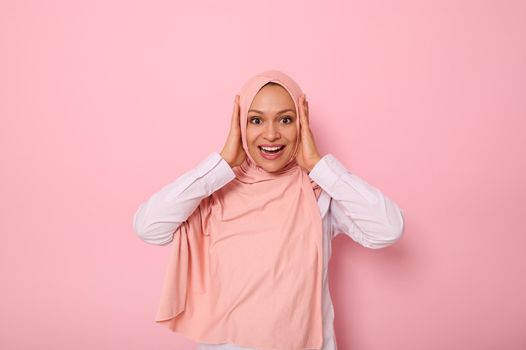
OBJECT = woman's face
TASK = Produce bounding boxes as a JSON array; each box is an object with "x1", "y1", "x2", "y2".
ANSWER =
[{"x1": 246, "y1": 83, "x2": 298, "y2": 172}]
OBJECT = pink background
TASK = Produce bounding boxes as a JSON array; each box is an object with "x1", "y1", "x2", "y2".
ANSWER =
[{"x1": 1, "y1": 0, "x2": 525, "y2": 349}]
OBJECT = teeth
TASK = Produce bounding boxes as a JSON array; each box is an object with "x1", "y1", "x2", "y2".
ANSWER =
[{"x1": 260, "y1": 146, "x2": 283, "y2": 151}]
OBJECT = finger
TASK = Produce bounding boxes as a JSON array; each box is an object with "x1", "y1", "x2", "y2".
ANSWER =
[
  {"x1": 303, "y1": 96, "x2": 309, "y2": 124},
  {"x1": 302, "y1": 95, "x2": 309, "y2": 121},
  {"x1": 231, "y1": 95, "x2": 240, "y2": 128},
  {"x1": 299, "y1": 95, "x2": 307, "y2": 123},
  {"x1": 299, "y1": 96, "x2": 310, "y2": 136}
]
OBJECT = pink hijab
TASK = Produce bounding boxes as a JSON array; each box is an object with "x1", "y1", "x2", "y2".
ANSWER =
[{"x1": 155, "y1": 70, "x2": 324, "y2": 350}]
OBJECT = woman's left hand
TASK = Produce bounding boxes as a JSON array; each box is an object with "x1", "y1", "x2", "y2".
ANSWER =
[{"x1": 296, "y1": 94, "x2": 322, "y2": 173}]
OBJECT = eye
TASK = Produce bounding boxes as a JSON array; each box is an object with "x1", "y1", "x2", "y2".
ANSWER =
[
  {"x1": 249, "y1": 117, "x2": 261, "y2": 125},
  {"x1": 281, "y1": 116, "x2": 293, "y2": 124}
]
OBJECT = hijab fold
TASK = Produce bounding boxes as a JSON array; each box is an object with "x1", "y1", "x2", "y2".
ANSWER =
[{"x1": 155, "y1": 70, "x2": 324, "y2": 350}]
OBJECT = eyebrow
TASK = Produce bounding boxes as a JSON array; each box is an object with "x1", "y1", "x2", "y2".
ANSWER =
[{"x1": 248, "y1": 108, "x2": 296, "y2": 115}]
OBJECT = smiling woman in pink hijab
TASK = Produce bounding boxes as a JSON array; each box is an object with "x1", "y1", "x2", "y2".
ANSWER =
[{"x1": 133, "y1": 70, "x2": 405, "y2": 350}]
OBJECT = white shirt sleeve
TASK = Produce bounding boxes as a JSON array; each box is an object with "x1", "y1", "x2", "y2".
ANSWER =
[
  {"x1": 132, "y1": 152, "x2": 236, "y2": 245},
  {"x1": 308, "y1": 154, "x2": 405, "y2": 249}
]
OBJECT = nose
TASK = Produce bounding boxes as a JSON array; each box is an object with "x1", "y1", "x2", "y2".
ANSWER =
[{"x1": 263, "y1": 122, "x2": 280, "y2": 141}]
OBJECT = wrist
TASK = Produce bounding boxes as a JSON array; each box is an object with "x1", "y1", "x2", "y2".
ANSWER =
[
  {"x1": 219, "y1": 150, "x2": 227, "y2": 162},
  {"x1": 220, "y1": 151, "x2": 233, "y2": 167},
  {"x1": 307, "y1": 155, "x2": 322, "y2": 173}
]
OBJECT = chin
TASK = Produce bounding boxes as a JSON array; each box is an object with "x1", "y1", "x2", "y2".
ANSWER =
[{"x1": 258, "y1": 157, "x2": 291, "y2": 172}]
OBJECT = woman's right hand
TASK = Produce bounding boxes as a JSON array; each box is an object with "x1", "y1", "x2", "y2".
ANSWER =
[{"x1": 220, "y1": 95, "x2": 246, "y2": 168}]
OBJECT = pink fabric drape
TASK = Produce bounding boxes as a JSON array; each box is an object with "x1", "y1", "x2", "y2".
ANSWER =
[{"x1": 155, "y1": 70, "x2": 324, "y2": 350}]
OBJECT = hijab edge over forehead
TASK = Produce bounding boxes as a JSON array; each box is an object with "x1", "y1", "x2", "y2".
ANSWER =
[{"x1": 238, "y1": 70, "x2": 304, "y2": 176}]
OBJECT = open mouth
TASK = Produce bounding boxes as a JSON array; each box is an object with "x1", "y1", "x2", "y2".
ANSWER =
[{"x1": 258, "y1": 145, "x2": 286, "y2": 154}]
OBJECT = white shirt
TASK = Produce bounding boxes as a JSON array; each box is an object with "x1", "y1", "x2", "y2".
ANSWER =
[{"x1": 133, "y1": 152, "x2": 405, "y2": 350}]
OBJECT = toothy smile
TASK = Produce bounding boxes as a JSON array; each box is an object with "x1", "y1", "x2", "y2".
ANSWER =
[{"x1": 258, "y1": 145, "x2": 286, "y2": 153}]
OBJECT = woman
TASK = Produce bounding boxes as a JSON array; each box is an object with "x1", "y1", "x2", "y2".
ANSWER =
[{"x1": 133, "y1": 70, "x2": 405, "y2": 350}]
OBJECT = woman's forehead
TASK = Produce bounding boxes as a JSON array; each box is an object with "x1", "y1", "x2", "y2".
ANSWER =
[
  {"x1": 248, "y1": 108, "x2": 296, "y2": 118},
  {"x1": 250, "y1": 84, "x2": 296, "y2": 111}
]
